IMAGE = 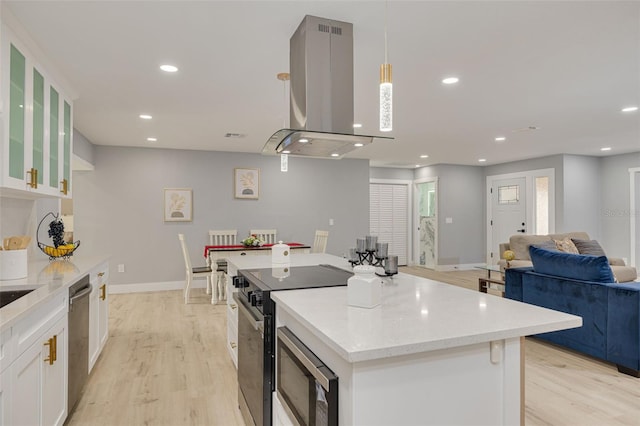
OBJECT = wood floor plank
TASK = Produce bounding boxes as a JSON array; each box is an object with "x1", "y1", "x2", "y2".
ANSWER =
[{"x1": 67, "y1": 269, "x2": 640, "y2": 425}]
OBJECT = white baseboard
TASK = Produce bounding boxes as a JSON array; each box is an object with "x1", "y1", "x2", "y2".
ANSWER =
[
  {"x1": 108, "y1": 280, "x2": 206, "y2": 294},
  {"x1": 434, "y1": 263, "x2": 485, "y2": 272}
]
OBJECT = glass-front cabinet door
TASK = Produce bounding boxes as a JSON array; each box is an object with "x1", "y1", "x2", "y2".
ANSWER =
[{"x1": 1, "y1": 24, "x2": 73, "y2": 197}]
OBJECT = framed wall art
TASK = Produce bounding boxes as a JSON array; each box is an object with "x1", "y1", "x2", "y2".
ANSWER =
[
  {"x1": 234, "y1": 168, "x2": 260, "y2": 199},
  {"x1": 164, "y1": 188, "x2": 192, "y2": 222}
]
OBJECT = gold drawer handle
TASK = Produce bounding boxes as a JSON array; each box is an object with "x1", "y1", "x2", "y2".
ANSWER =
[
  {"x1": 43, "y1": 335, "x2": 57, "y2": 365},
  {"x1": 98, "y1": 272, "x2": 105, "y2": 277},
  {"x1": 230, "y1": 342, "x2": 237, "y2": 349},
  {"x1": 100, "y1": 284, "x2": 106, "y2": 301},
  {"x1": 230, "y1": 303, "x2": 237, "y2": 310}
]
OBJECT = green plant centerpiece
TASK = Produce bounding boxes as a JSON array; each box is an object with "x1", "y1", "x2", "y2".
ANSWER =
[{"x1": 242, "y1": 234, "x2": 264, "y2": 247}]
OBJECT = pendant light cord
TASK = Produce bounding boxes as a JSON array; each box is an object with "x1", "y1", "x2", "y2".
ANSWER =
[
  {"x1": 282, "y1": 79, "x2": 287, "y2": 128},
  {"x1": 384, "y1": 0, "x2": 388, "y2": 64}
]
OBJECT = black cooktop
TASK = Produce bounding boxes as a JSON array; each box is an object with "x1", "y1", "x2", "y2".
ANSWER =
[{"x1": 245, "y1": 264, "x2": 353, "y2": 291}]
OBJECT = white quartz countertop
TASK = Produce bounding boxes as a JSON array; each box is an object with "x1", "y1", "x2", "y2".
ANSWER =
[
  {"x1": 0, "y1": 255, "x2": 110, "y2": 331},
  {"x1": 272, "y1": 272, "x2": 582, "y2": 363},
  {"x1": 227, "y1": 252, "x2": 352, "y2": 271}
]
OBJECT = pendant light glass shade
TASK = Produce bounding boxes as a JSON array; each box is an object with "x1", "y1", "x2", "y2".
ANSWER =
[{"x1": 379, "y1": 63, "x2": 392, "y2": 132}]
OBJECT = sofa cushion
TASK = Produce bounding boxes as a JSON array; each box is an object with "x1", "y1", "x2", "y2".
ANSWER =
[
  {"x1": 611, "y1": 265, "x2": 639, "y2": 283},
  {"x1": 529, "y1": 246, "x2": 615, "y2": 283},
  {"x1": 571, "y1": 238, "x2": 606, "y2": 256},
  {"x1": 554, "y1": 237, "x2": 579, "y2": 254},
  {"x1": 509, "y1": 235, "x2": 553, "y2": 260}
]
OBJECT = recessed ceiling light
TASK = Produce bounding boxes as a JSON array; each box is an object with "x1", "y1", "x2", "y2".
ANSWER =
[
  {"x1": 621, "y1": 106, "x2": 638, "y2": 112},
  {"x1": 282, "y1": 150, "x2": 290, "y2": 154},
  {"x1": 495, "y1": 136, "x2": 506, "y2": 142},
  {"x1": 224, "y1": 133, "x2": 246, "y2": 138},
  {"x1": 354, "y1": 143, "x2": 364, "y2": 147},
  {"x1": 353, "y1": 123, "x2": 362, "y2": 128},
  {"x1": 331, "y1": 153, "x2": 339, "y2": 157},
  {"x1": 146, "y1": 137, "x2": 157, "y2": 142},
  {"x1": 600, "y1": 147, "x2": 612, "y2": 151},
  {"x1": 442, "y1": 77, "x2": 459, "y2": 84},
  {"x1": 139, "y1": 114, "x2": 152, "y2": 120},
  {"x1": 160, "y1": 64, "x2": 178, "y2": 73},
  {"x1": 420, "y1": 154, "x2": 429, "y2": 158},
  {"x1": 299, "y1": 138, "x2": 309, "y2": 143},
  {"x1": 478, "y1": 158, "x2": 487, "y2": 163},
  {"x1": 415, "y1": 164, "x2": 421, "y2": 168}
]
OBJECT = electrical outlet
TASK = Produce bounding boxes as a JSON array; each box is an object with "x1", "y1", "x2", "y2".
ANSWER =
[
  {"x1": 446, "y1": 217, "x2": 453, "y2": 224},
  {"x1": 118, "y1": 264, "x2": 125, "y2": 273},
  {"x1": 329, "y1": 218, "x2": 334, "y2": 226}
]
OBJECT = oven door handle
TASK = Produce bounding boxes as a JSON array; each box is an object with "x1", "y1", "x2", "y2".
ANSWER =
[{"x1": 234, "y1": 293, "x2": 264, "y2": 332}]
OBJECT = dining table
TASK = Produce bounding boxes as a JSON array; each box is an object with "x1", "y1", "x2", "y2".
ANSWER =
[{"x1": 203, "y1": 242, "x2": 311, "y2": 303}]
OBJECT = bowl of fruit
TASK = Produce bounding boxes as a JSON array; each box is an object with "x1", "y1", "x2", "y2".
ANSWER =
[{"x1": 37, "y1": 212, "x2": 80, "y2": 260}]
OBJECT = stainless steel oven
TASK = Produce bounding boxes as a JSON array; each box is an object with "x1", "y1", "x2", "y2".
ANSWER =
[
  {"x1": 277, "y1": 327, "x2": 338, "y2": 426},
  {"x1": 233, "y1": 264, "x2": 352, "y2": 426},
  {"x1": 235, "y1": 292, "x2": 270, "y2": 426}
]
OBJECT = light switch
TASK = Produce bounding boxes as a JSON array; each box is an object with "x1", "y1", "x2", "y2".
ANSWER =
[
  {"x1": 118, "y1": 264, "x2": 125, "y2": 273},
  {"x1": 329, "y1": 218, "x2": 334, "y2": 226},
  {"x1": 445, "y1": 217, "x2": 453, "y2": 224}
]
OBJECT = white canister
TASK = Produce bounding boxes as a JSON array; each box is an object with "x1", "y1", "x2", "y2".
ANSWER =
[
  {"x1": 271, "y1": 241, "x2": 290, "y2": 264},
  {"x1": 271, "y1": 264, "x2": 291, "y2": 281},
  {"x1": 0, "y1": 249, "x2": 28, "y2": 280},
  {"x1": 347, "y1": 265, "x2": 381, "y2": 309}
]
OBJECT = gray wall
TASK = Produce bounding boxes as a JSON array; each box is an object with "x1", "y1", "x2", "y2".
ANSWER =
[
  {"x1": 600, "y1": 152, "x2": 640, "y2": 260},
  {"x1": 414, "y1": 164, "x2": 485, "y2": 265},
  {"x1": 72, "y1": 130, "x2": 95, "y2": 164},
  {"x1": 369, "y1": 167, "x2": 414, "y2": 181},
  {"x1": 563, "y1": 155, "x2": 602, "y2": 239},
  {"x1": 73, "y1": 146, "x2": 370, "y2": 286}
]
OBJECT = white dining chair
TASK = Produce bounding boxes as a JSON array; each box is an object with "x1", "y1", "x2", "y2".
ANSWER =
[
  {"x1": 208, "y1": 229, "x2": 237, "y2": 302},
  {"x1": 179, "y1": 234, "x2": 213, "y2": 304},
  {"x1": 312, "y1": 230, "x2": 329, "y2": 253},
  {"x1": 250, "y1": 229, "x2": 277, "y2": 244}
]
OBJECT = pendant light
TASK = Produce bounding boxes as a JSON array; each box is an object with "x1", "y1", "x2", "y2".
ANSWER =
[
  {"x1": 379, "y1": 0, "x2": 392, "y2": 132},
  {"x1": 277, "y1": 72, "x2": 290, "y2": 171}
]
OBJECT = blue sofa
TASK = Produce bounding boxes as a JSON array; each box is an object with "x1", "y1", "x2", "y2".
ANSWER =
[{"x1": 505, "y1": 247, "x2": 640, "y2": 377}]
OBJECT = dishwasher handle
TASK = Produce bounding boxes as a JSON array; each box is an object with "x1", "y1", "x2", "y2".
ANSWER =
[{"x1": 70, "y1": 284, "x2": 92, "y2": 306}]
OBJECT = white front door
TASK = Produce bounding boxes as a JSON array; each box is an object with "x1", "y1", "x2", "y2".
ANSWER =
[{"x1": 491, "y1": 177, "x2": 527, "y2": 263}]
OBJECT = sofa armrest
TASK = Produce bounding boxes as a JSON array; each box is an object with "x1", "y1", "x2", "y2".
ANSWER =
[
  {"x1": 609, "y1": 257, "x2": 626, "y2": 266},
  {"x1": 606, "y1": 282, "x2": 640, "y2": 370}
]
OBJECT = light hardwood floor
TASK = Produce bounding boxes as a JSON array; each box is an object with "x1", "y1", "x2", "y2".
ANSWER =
[{"x1": 68, "y1": 269, "x2": 640, "y2": 426}]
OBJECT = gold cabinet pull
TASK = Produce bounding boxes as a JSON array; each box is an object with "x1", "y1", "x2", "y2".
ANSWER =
[
  {"x1": 230, "y1": 303, "x2": 237, "y2": 310},
  {"x1": 52, "y1": 334, "x2": 57, "y2": 362},
  {"x1": 97, "y1": 272, "x2": 105, "y2": 277},
  {"x1": 230, "y1": 342, "x2": 237, "y2": 349},
  {"x1": 100, "y1": 284, "x2": 106, "y2": 300},
  {"x1": 27, "y1": 168, "x2": 38, "y2": 189},
  {"x1": 60, "y1": 178, "x2": 68, "y2": 195},
  {"x1": 44, "y1": 337, "x2": 54, "y2": 365}
]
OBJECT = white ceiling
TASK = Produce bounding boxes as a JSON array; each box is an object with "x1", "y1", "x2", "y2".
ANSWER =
[{"x1": 5, "y1": 1, "x2": 639, "y2": 168}]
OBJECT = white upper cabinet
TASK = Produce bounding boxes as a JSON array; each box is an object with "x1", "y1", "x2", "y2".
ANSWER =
[{"x1": 1, "y1": 22, "x2": 73, "y2": 198}]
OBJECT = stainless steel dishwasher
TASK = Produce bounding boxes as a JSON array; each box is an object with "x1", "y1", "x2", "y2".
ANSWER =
[{"x1": 68, "y1": 275, "x2": 92, "y2": 414}]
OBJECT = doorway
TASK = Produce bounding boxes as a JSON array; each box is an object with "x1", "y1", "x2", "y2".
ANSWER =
[
  {"x1": 486, "y1": 169, "x2": 555, "y2": 264},
  {"x1": 414, "y1": 178, "x2": 437, "y2": 269}
]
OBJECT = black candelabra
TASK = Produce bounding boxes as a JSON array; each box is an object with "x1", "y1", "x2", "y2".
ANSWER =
[{"x1": 348, "y1": 236, "x2": 398, "y2": 276}]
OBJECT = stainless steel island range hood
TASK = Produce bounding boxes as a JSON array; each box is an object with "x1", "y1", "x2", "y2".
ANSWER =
[{"x1": 262, "y1": 15, "x2": 392, "y2": 159}]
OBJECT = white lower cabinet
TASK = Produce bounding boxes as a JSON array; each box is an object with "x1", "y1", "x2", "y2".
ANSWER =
[
  {"x1": 9, "y1": 310, "x2": 67, "y2": 426},
  {"x1": 89, "y1": 262, "x2": 109, "y2": 372},
  {"x1": 0, "y1": 367, "x2": 11, "y2": 424}
]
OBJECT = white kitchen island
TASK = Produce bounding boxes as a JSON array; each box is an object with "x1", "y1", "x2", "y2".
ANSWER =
[{"x1": 272, "y1": 273, "x2": 582, "y2": 426}]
